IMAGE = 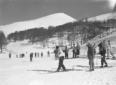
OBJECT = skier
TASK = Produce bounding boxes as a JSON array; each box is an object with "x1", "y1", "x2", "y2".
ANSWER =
[
  {"x1": 30, "y1": 52, "x2": 33, "y2": 62},
  {"x1": 106, "y1": 40, "x2": 115, "y2": 59},
  {"x1": 54, "y1": 46, "x2": 59, "y2": 60},
  {"x1": 98, "y1": 40, "x2": 108, "y2": 67},
  {"x1": 9, "y1": 53, "x2": 11, "y2": 58},
  {"x1": 47, "y1": 51, "x2": 50, "y2": 57},
  {"x1": 87, "y1": 42, "x2": 96, "y2": 71},
  {"x1": 35, "y1": 52, "x2": 37, "y2": 58},
  {"x1": 75, "y1": 42, "x2": 80, "y2": 58},
  {"x1": 41, "y1": 52, "x2": 43, "y2": 57},
  {"x1": 64, "y1": 46, "x2": 68, "y2": 59},
  {"x1": 72, "y1": 44, "x2": 76, "y2": 58},
  {"x1": 56, "y1": 46, "x2": 66, "y2": 72}
]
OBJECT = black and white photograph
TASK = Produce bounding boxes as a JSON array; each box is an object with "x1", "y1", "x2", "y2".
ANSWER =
[{"x1": 0, "y1": 0, "x2": 116, "y2": 85}]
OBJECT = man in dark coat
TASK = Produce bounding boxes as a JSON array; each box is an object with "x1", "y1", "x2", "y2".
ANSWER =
[
  {"x1": 98, "y1": 40, "x2": 108, "y2": 67},
  {"x1": 87, "y1": 42, "x2": 96, "y2": 71}
]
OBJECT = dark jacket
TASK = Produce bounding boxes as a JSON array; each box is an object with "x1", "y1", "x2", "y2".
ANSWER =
[{"x1": 87, "y1": 43, "x2": 95, "y2": 59}]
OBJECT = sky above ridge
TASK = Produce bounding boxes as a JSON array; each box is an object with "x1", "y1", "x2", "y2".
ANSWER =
[{"x1": 0, "y1": 0, "x2": 115, "y2": 25}]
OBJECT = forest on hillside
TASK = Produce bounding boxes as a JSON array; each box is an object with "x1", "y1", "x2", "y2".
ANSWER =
[{"x1": 7, "y1": 19, "x2": 116, "y2": 44}]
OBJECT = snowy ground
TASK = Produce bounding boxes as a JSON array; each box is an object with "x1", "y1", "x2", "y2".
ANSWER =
[
  {"x1": 0, "y1": 41, "x2": 116, "y2": 85},
  {"x1": 0, "y1": 52, "x2": 116, "y2": 85}
]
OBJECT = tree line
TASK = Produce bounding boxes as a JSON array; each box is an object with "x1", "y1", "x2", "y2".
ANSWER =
[{"x1": 7, "y1": 19, "x2": 116, "y2": 44}]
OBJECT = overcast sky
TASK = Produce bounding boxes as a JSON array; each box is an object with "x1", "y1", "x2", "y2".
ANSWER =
[{"x1": 0, "y1": 0, "x2": 115, "y2": 25}]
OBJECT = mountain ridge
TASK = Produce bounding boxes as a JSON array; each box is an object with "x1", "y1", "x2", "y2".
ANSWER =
[
  {"x1": 0, "y1": 13, "x2": 76, "y2": 35},
  {"x1": 87, "y1": 12, "x2": 116, "y2": 22}
]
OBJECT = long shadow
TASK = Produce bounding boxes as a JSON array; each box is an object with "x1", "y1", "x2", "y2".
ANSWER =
[
  {"x1": 75, "y1": 65, "x2": 113, "y2": 69},
  {"x1": 28, "y1": 69, "x2": 55, "y2": 73},
  {"x1": 64, "y1": 57, "x2": 87, "y2": 60},
  {"x1": 28, "y1": 68, "x2": 83, "y2": 74},
  {"x1": 27, "y1": 65, "x2": 113, "y2": 74}
]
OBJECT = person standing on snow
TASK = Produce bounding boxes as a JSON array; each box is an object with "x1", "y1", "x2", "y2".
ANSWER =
[
  {"x1": 9, "y1": 53, "x2": 12, "y2": 58},
  {"x1": 72, "y1": 44, "x2": 76, "y2": 58},
  {"x1": 98, "y1": 40, "x2": 108, "y2": 67},
  {"x1": 56, "y1": 46, "x2": 66, "y2": 72},
  {"x1": 30, "y1": 52, "x2": 33, "y2": 62},
  {"x1": 87, "y1": 42, "x2": 96, "y2": 71},
  {"x1": 64, "y1": 46, "x2": 69, "y2": 59},
  {"x1": 41, "y1": 52, "x2": 43, "y2": 57},
  {"x1": 106, "y1": 40, "x2": 115, "y2": 59},
  {"x1": 47, "y1": 51, "x2": 50, "y2": 57},
  {"x1": 75, "y1": 42, "x2": 80, "y2": 58},
  {"x1": 54, "y1": 46, "x2": 59, "y2": 60}
]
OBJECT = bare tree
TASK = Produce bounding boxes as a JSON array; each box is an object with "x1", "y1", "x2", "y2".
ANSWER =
[{"x1": 0, "y1": 31, "x2": 7, "y2": 53}]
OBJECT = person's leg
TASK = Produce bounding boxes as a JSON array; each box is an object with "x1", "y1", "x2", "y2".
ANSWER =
[
  {"x1": 103, "y1": 54, "x2": 108, "y2": 67},
  {"x1": 74, "y1": 52, "x2": 75, "y2": 58},
  {"x1": 30, "y1": 56, "x2": 32, "y2": 62},
  {"x1": 60, "y1": 57, "x2": 66, "y2": 71},
  {"x1": 88, "y1": 58, "x2": 91, "y2": 70},
  {"x1": 57, "y1": 57, "x2": 62, "y2": 71},
  {"x1": 66, "y1": 53, "x2": 68, "y2": 59},
  {"x1": 92, "y1": 58, "x2": 94, "y2": 70},
  {"x1": 101, "y1": 56, "x2": 104, "y2": 67},
  {"x1": 90, "y1": 60, "x2": 92, "y2": 71},
  {"x1": 73, "y1": 52, "x2": 74, "y2": 58},
  {"x1": 77, "y1": 50, "x2": 79, "y2": 58},
  {"x1": 65, "y1": 53, "x2": 68, "y2": 59},
  {"x1": 78, "y1": 50, "x2": 80, "y2": 58}
]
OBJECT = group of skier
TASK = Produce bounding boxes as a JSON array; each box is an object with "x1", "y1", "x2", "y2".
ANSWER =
[
  {"x1": 54, "y1": 42, "x2": 81, "y2": 60},
  {"x1": 54, "y1": 40, "x2": 115, "y2": 72},
  {"x1": 9, "y1": 51, "x2": 50, "y2": 62},
  {"x1": 8, "y1": 39, "x2": 115, "y2": 72}
]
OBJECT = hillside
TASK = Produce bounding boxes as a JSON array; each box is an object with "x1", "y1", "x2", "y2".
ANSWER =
[
  {"x1": 1, "y1": 12, "x2": 116, "y2": 46},
  {"x1": 0, "y1": 13, "x2": 76, "y2": 36},
  {"x1": 87, "y1": 12, "x2": 116, "y2": 22}
]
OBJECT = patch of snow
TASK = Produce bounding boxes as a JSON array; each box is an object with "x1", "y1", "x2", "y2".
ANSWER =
[{"x1": 88, "y1": 12, "x2": 116, "y2": 22}]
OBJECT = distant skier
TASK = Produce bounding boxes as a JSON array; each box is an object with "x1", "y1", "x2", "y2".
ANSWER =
[
  {"x1": 106, "y1": 40, "x2": 115, "y2": 59},
  {"x1": 54, "y1": 46, "x2": 59, "y2": 60},
  {"x1": 56, "y1": 46, "x2": 66, "y2": 72},
  {"x1": 75, "y1": 42, "x2": 80, "y2": 58},
  {"x1": 9, "y1": 53, "x2": 11, "y2": 58},
  {"x1": 64, "y1": 46, "x2": 68, "y2": 59},
  {"x1": 41, "y1": 52, "x2": 43, "y2": 57},
  {"x1": 72, "y1": 44, "x2": 76, "y2": 58},
  {"x1": 35, "y1": 52, "x2": 37, "y2": 58},
  {"x1": 87, "y1": 42, "x2": 96, "y2": 71},
  {"x1": 47, "y1": 51, "x2": 50, "y2": 57},
  {"x1": 30, "y1": 52, "x2": 33, "y2": 62},
  {"x1": 98, "y1": 40, "x2": 108, "y2": 67}
]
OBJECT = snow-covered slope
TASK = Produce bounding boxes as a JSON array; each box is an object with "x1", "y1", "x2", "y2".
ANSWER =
[
  {"x1": 88, "y1": 12, "x2": 116, "y2": 22},
  {"x1": 0, "y1": 13, "x2": 76, "y2": 36}
]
